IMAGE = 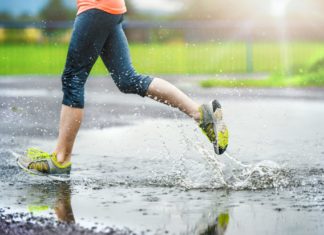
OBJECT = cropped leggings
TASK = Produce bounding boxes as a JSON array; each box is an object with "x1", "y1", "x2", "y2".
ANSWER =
[{"x1": 61, "y1": 9, "x2": 154, "y2": 108}]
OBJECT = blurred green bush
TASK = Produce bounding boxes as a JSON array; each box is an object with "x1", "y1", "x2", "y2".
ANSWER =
[{"x1": 0, "y1": 28, "x2": 73, "y2": 43}]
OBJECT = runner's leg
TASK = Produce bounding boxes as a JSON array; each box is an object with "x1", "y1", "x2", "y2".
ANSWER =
[
  {"x1": 147, "y1": 78, "x2": 201, "y2": 122},
  {"x1": 54, "y1": 10, "x2": 123, "y2": 164},
  {"x1": 100, "y1": 22, "x2": 201, "y2": 122}
]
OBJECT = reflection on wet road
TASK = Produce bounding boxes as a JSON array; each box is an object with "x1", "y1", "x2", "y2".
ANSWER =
[{"x1": 31, "y1": 182, "x2": 75, "y2": 223}]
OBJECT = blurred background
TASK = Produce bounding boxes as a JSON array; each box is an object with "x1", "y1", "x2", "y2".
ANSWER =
[{"x1": 0, "y1": 0, "x2": 324, "y2": 87}]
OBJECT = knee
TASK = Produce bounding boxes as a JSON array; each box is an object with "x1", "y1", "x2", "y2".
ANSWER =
[
  {"x1": 61, "y1": 75, "x2": 85, "y2": 108},
  {"x1": 112, "y1": 71, "x2": 154, "y2": 97},
  {"x1": 115, "y1": 77, "x2": 136, "y2": 94}
]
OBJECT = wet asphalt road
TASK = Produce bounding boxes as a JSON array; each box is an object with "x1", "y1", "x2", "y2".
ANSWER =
[{"x1": 0, "y1": 76, "x2": 324, "y2": 235}]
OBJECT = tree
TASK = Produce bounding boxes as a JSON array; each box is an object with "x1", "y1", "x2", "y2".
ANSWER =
[
  {"x1": 17, "y1": 13, "x2": 37, "y2": 22},
  {"x1": 125, "y1": 0, "x2": 137, "y2": 18},
  {"x1": 125, "y1": 0, "x2": 152, "y2": 20},
  {"x1": 0, "y1": 12, "x2": 13, "y2": 22},
  {"x1": 39, "y1": 0, "x2": 74, "y2": 22}
]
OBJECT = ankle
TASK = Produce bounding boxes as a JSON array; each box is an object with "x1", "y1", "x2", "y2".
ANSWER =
[
  {"x1": 58, "y1": 159, "x2": 71, "y2": 166},
  {"x1": 192, "y1": 108, "x2": 202, "y2": 123},
  {"x1": 54, "y1": 151, "x2": 71, "y2": 165}
]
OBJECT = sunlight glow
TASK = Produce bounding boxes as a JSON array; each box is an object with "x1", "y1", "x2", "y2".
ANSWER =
[
  {"x1": 270, "y1": 0, "x2": 289, "y2": 18},
  {"x1": 132, "y1": 0, "x2": 183, "y2": 14}
]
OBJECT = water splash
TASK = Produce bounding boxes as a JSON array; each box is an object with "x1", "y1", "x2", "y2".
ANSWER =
[
  {"x1": 14, "y1": 119, "x2": 318, "y2": 191},
  {"x1": 192, "y1": 139, "x2": 292, "y2": 190}
]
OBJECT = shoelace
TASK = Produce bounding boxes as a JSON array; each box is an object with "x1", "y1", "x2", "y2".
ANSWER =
[{"x1": 27, "y1": 148, "x2": 51, "y2": 160}]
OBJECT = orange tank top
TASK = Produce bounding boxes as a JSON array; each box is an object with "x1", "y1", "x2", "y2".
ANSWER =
[{"x1": 77, "y1": 0, "x2": 127, "y2": 15}]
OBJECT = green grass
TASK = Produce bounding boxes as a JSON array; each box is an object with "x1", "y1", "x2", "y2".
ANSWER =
[
  {"x1": 1, "y1": 42, "x2": 324, "y2": 75},
  {"x1": 200, "y1": 71, "x2": 324, "y2": 88}
]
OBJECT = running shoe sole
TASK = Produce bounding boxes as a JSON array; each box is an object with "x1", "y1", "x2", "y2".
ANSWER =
[{"x1": 206, "y1": 100, "x2": 229, "y2": 155}]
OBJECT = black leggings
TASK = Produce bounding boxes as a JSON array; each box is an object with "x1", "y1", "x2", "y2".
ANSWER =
[{"x1": 61, "y1": 9, "x2": 153, "y2": 108}]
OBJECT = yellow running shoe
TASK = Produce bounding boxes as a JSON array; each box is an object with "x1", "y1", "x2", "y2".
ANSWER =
[
  {"x1": 17, "y1": 148, "x2": 71, "y2": 181},
  {"x1": 199, "y1": 100, "x2": 229, "y2": 155}
]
